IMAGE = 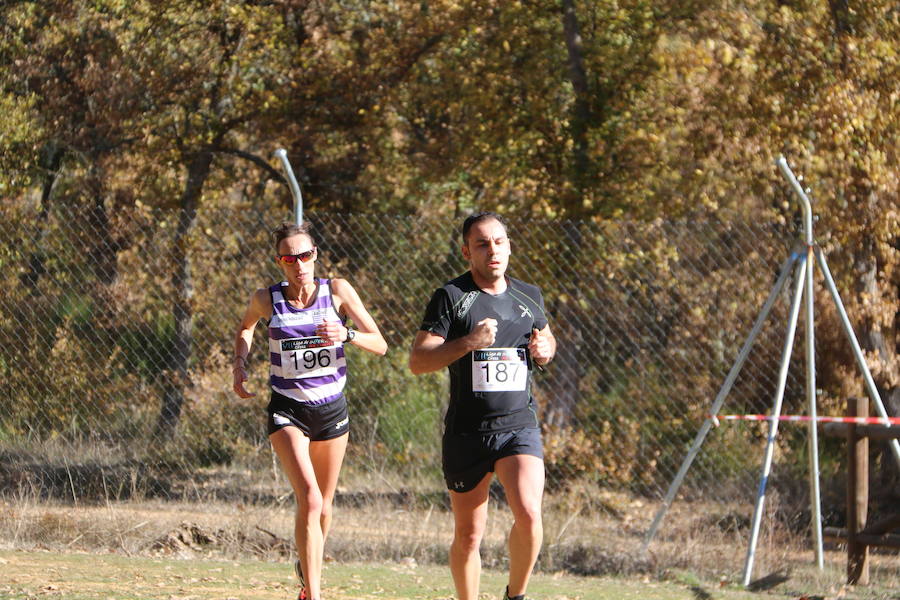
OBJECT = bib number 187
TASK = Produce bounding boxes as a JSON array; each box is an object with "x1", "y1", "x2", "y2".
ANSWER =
[{"x1": 471, "y1": 348, "x2": 527, "y2": 392}]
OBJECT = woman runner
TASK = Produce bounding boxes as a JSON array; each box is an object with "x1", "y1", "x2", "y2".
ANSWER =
[{"x1": 233, "y1": 222, "x2": 387, "y2": 600}]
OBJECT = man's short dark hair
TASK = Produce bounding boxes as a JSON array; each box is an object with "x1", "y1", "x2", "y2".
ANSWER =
[{"x1": 461, "y1": 212, "x2": 508, "y2": 243}]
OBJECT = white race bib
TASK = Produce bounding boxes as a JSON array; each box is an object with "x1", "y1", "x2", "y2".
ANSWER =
[
  {"x1": 279, "y1": 337, "x2": 338, "y2": 379},
  {"x1": 471, "y1": 347, "x2": 528, "y2": 392}
]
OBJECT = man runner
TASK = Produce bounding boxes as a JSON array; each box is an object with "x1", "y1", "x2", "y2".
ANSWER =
[{"x1": 409, "y1": 212, "x2": 556, "y2": 600}]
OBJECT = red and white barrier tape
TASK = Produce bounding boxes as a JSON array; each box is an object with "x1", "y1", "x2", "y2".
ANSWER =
[{"x1": 708, "y1": 414, "x2": 899, "y2": 427}]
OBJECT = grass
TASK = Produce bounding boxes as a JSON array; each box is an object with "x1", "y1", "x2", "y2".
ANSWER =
[
  {"x1": 1, "y1": 489, "x2": 898, "y2": 599},
  {"x1": 0, "y1": 548, "x2": 802, "y2": 600}
]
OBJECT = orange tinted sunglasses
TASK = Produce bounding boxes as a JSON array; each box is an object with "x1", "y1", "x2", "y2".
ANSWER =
[{"x1": 276, "y1": 247, "x2": 316, "y2": 264}]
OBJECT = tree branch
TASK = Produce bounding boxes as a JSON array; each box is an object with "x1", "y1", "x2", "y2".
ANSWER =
[{"x1": 216, "y1": 147, "x2": 284, "y2": 183}]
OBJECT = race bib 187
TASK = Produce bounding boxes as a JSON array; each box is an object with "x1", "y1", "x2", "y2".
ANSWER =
[
  {"x1": 471, "y1": 347, "x2": 528, "y2": 392},
  {"x1": 280, "y1": 337, "x2": 338, "y2": 379}
]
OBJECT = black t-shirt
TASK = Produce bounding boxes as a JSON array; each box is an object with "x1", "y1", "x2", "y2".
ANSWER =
[{"x1": 419, "y1": 271, "x2": 549, "y2": 434}]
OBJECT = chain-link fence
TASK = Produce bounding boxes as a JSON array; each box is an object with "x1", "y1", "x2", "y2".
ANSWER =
[{"x1": 3, "y1": 197, "x2": 858, "y2": 563}]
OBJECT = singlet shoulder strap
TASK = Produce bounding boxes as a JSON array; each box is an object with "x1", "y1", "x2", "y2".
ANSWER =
[
  {"x1": 269, "y1": 281, "x2": 286, "y2": 304},
  {"x1": 320, "y1": 278, "x2": 346, "y2": 321}
]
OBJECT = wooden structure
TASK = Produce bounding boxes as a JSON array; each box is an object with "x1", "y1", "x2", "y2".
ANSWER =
[{"x1": 822, "y1": 397, "x2": 900, "y2": 585}]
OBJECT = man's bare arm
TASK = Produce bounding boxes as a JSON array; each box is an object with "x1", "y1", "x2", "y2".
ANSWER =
[{"x1": 408, "y1": 318, "x2": 497, "y2": 374}]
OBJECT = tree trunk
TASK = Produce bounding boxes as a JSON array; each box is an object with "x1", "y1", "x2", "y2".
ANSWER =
[
  {"x1": 877, "y1": 387, "x2": 900, "y2": 496},
  {"x1": 543, "y1": 221, "x2": 585, "y2": 429},
  {"x1": 547, "y1": 2, "x2": 591, "y2": 427},
  {"x1": 829, "y1": 0, "x2": 852, "y2": 71},
  {"x1": 852, "y1": 240, "x2": 899, "y2": 495},
  {"x1": 85, "y1": 164, "x2": 121, "y2": 287},
  {"x1": 20, "y1": 142, "x2": 64, "y2": 295},
  {"x1": 156, "y1": 150, "x2": 213, "y2": 438},
  {"x1": 562, "y1": 0, "x2": 591, "y2": 212}
]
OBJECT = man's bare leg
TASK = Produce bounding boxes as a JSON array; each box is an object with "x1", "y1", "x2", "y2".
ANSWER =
[
  {"x1": 495, "y1": 454, "x2": 544, "y2": 598},
  {"x1": 449, "y1": 473, "x2": 492, "y2": 600}
]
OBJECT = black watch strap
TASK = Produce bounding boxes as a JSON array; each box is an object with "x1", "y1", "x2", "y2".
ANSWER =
[{"x1": 343, "y1": 328, "x2": 356, "y2": 343}]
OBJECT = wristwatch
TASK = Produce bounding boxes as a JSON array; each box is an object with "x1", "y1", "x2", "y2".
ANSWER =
[{"x1": 343, "y1": 328, "x2": 356, "y2": 343}]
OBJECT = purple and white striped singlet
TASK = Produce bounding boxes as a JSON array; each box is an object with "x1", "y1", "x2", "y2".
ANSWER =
[{"x1": 268, "y1": 279, "x2": 347, "y2": 405}]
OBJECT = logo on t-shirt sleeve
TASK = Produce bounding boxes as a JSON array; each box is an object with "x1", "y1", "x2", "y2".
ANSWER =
[{"x1": 456, "y1": 291, "x2": 480, "y2": 319}]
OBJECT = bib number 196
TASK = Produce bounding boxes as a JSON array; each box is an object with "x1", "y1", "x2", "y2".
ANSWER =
[
  {"x1": 280, "y1": 337, "x2": 338, "y2": 379},
  {"x1": 471, "y1": 348, "x2": 527, "y2": 392},
  {"x1": 293, "y1": 348, "x2": 331, "y2": 370}
]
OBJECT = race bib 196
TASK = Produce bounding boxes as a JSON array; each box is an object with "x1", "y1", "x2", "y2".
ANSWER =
[
  {"x1": 280, "y1": 337, "x2": 338, "y2": 379},
  {"x1": 471, "y1": 347, "x2": 528, "y2": 392}
]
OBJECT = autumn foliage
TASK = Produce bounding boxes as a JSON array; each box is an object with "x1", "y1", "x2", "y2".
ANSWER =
[{"x1": 0, "y1": 1, "x2": 897, "y2": 504}]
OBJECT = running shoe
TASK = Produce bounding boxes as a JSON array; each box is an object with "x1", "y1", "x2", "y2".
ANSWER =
[{"x1": 502, "y1": 586, "x2": 528, "y2": 600}]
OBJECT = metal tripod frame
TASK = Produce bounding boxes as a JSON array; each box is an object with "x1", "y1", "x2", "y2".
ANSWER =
[{"x1": 640, "y1": 156, "x2": 900, "y2": 586}]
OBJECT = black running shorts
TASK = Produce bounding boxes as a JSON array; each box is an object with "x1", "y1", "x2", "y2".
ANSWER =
[
  {"x1": 442, "y1": 427, "x2": 543, "y2": 493},
  {"x1": 266, "y1": 391, "x2": 349, "y2": 441}
]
